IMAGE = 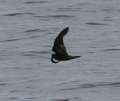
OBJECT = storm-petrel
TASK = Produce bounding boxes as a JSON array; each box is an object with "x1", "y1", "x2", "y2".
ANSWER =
[{"x1": 51, "y1": 27, "x2": 80, "y2": 63}]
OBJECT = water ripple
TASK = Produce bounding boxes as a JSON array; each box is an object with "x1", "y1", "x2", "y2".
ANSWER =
[
  {"x1": 24, "y1": 97, "x2": 37, "y2": 99},
  {"x1": 52, "y1": 99, "x2": 69, "y2": 101},
  {"x1": 22, "y1": 50, "x2": 49, "y2": 56},
  {"x1": 9, "y1": 97, "x2": 18, "y2": 100},
  {"x1": 0, "y1": 38, "x2": 21, "y2": 43},
  {"x1": 103, "y1": 17, "x2": 113, "y2": 22},
  {"x1": 3, "y1": 12, "x2": 33, "y2": 16},
  {"x1": 24, "y1": 29, "x2": 47, "y2": 33},
  {"x1": 60, "y1": 81, "x2": 120, "y2": 91},
  {"x1": 34, "y1": 15, "x2": 75, "y2": 20},
  {"x1": 103, "y1": 48, "x2": 120, "y2": 52},
  {"x1": 57, "y1": 7, "x2": 81, "y2": 12},
  {"x1": 10, "y1": 90, "x2": 20, "y2": 93},
  {"x1": 49, "y1": 15, "x2": 75, "y2": 18},
  {"x1": 102, "y1": 8, "x2": 113, "y2": 12},
  {"x1": 0, "y1": 82, "x2": 8, "y2": 86},
  {"x1": 24, "y1": 1, "x2": 48, "y2": 4},
  {"x1": 86, "y1": 22, "x2": 108, "y2": 26}
]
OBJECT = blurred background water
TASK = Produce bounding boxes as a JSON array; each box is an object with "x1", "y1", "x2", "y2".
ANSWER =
[{"x1": 0, "y1": 0, "x2": 120, "y2": 101}]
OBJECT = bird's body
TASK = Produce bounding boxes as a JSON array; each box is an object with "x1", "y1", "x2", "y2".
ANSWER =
[{"x1": 51, "y1": 27, "x2": 80, "y2": 63}]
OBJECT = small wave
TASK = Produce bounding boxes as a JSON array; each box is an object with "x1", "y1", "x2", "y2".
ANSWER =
[
  {"x1": 105, "y1": 82, "x2": 120, "y2": 87},
  {"x1": 33, "y1": 15, "x2": 74, "y2": 21},
  {"x1": 60, "y1": 81, "x2": 120, "y2": 91},
  {"x1": 0, "y1": 82, "x2": 8, "y2": 86},
  {"x1": 57, "y1": 7, "x2": 81, "y2": 12},
  {"x1": 51, "y1": 97, "x2": 81, "y2": 101},
  {"x1": 52, "y1": 98, "x2": 69, "y2": 101},
  {"x1": 102, "y1": 8, "x2": 113, "y2": 12},
  {"x1": 10, "y1": 90, "x2": 20, "y2": 93},
  {"x1": 24, "y1": 29, "x2": 47, "y2": 33},
  {"x1": 103, "y1": 48, "x2": 120, "y2": 52},
  {"x1": 9, "y1": 97, "x2": 18, "y2": 100},
  {"x1": 60, "y1": 84, "x2": 96, "y2": 91},
  {"x1": 24, "y1": 1, "x2": 48, "y2": 4},
  {"x1": 103, "y1": 17, "x2": 113, "y2": 21},
  {"x1": 3, "y1": 12, "x2": 33, "y2": 16},
  {"x1": 34, "y1": 15, "x2": 75, "y2": 19},
  {"x1": 24, "y1": 97, "x2": 36, "y2": 99},
  {"x1": 88, "y1": 51, "x2": 96, "y2": 54},
  {"x1": 22, "y1": 50, "x2": 49, "y2": 56},
  {"x1": 50, "y1": 15, "x2": 74, "y2": 18},
  {"x1": 0, "y1": 38, "x2": 20, "y2": 43},
  {"x1": 28, "y1": 35, "x2": 41, "y2": 39},
  {"x1": 80, "y1": 83, "x2": 96, "y2": 88},
  {"x1": 86, "y1": 22, "x2": 108, "y2": 26},
  {"x1": 3, "y1": 13, "x2": 22, "y2": 16}
]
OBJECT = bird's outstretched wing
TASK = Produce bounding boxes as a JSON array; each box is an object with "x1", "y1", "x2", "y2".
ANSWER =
[{"x1": 52, "y1": 27, "x2": 69, "y2": 57}]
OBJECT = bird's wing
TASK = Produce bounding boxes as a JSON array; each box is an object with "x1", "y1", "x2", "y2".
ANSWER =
[{"x1": 52, "y1": 27, "x2": 69, "y2": 57}]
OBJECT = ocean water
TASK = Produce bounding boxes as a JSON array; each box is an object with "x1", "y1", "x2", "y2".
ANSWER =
[{"x1": 0, "y1": 0, "x2": 120, "y2": 101}]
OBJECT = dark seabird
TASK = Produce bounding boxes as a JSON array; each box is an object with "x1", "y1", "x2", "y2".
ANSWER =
[{"x1": 51, "y1": 27, "x2": 80, "y2": 63}]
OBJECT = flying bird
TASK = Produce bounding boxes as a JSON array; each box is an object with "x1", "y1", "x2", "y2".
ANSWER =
[{"x1": 51, "y1": 27, "x2": 80, "y2": 63}]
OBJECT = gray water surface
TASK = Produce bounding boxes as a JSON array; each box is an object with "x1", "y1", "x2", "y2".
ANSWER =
[{"x1": 0, "y1": 0, "x2": 120, "y2": 101}]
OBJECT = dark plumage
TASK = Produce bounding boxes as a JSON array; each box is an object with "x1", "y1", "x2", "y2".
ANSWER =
[{"x1": 51, "y1": 27, "x2": 80, "y2": 63}]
